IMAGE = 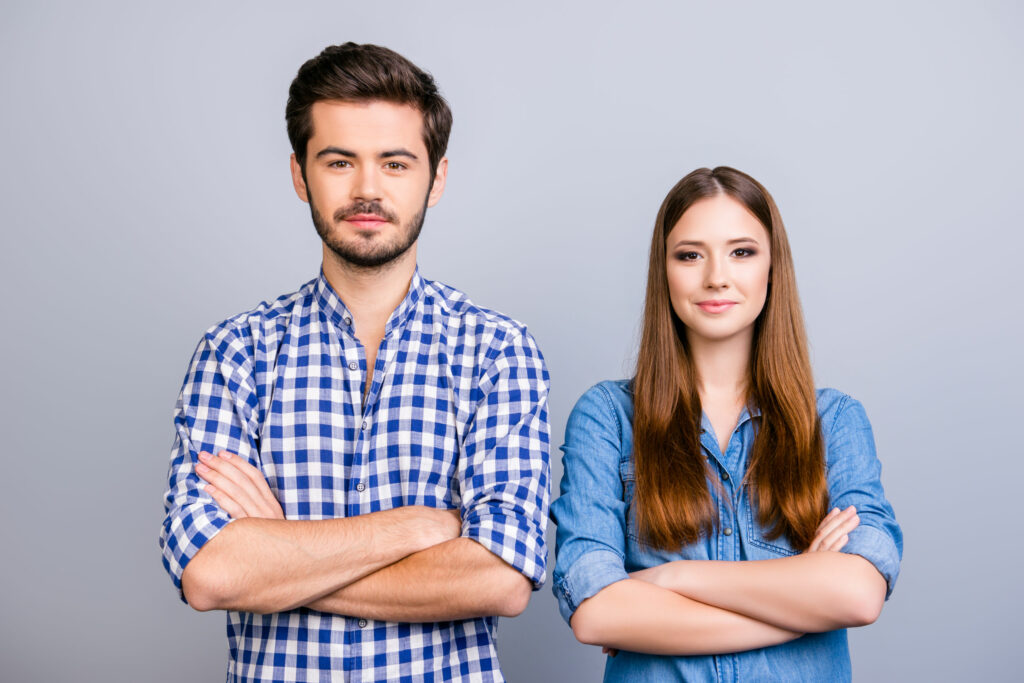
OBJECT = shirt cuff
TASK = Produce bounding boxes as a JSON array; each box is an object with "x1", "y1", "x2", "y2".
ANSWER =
[
  {"x1": 161, "y1": 505, "x2": 233, "y2": 603},
  {"x1": 553, "y1": 548, "x2": 629, "y2": 624},
  {"x1": 463, "y1": 510, "x2": 547, "y2": 589},
  {"x1": 841, "y1": 523, "x2": 901, "y2": 599}
]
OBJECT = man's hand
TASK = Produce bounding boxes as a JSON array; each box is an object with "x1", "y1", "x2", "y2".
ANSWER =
[
  {"x1": 195, "y1": 450, "x2": 285, "y2": 520},
  {"x1": 806, "y1": 506, "x2": 859, "y2": 553},
  {"x1": 195, "y1": 450, "x2": 463, "y2": 546}
]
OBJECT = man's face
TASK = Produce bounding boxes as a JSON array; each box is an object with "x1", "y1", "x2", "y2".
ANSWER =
[{"x1": 291, "y1": 100, "x2": 447, "y2": 269}]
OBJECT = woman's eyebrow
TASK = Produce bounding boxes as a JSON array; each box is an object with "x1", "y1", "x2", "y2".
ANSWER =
[{"x1": 670, "y1": 237, "x2": 761, "y2": 248}]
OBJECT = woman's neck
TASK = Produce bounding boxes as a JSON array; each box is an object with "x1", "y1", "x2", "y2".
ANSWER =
[{"x1": 687, "y1": 329, "x2": 753, "y2": 403}]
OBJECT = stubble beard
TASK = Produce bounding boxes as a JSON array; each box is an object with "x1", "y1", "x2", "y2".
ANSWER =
[{"x1": 309, "y1": 191, "x2": 427, "y2": 270}]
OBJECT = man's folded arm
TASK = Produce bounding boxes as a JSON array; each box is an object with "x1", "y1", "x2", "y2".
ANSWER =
[
  {"x1": 181, "y1": 504, "x2": 461, "y2": 613},
  {"x1": 308, "y1": 536, "x2": 532, "y2": 621}
]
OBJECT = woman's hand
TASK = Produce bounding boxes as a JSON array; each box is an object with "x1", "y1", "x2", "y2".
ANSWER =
[{"x1": 806, "y1": 506, "x2": 859, "y2": 553}]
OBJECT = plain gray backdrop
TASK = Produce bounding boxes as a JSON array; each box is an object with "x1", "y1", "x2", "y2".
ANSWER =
[{"x1": 2, "y1": 1, "x2": 1021, "y2": 681}]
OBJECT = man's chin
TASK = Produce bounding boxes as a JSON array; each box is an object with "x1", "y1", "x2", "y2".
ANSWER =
[{"x1": 324, "y1": 240, "x2": 411, "y2": 270}]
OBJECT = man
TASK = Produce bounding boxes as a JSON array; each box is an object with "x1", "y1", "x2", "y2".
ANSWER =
[{"x1": 159, "y1": 43, "x2": 550, "y2": 682}]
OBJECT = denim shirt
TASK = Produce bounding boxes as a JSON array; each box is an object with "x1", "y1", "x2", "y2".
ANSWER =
[{"x1": 551, "y1": 380, "x2": 902, "y2": 683}]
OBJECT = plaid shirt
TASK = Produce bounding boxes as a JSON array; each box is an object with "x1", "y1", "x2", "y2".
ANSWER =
[{"x1": 159, "y1": 269, "x2": 551, "y2": 682}]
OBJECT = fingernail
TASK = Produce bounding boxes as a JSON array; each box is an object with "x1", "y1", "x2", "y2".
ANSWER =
[
  {"x1": 196, "y1": 462, "x2": 210, "y2": 474},
  {"x1": 218, "y1": 451, "x2": 232, "y2": 460},
  {"x1": 198, "y1": 452, "x2": 211, "y2": 462}
]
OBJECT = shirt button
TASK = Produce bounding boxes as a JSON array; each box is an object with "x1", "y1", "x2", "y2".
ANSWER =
[
  {"x1": 358, "y1": 619, "x2": 367, "y2": 628},
  {"x1": 343, "y1": 316, "x2": 352, "y2": 326},
  {"x1": 356, "y1": 482, "x2": 366, "y2": 492},
  {"x1": 724, "y1": 527, "x2": 733, "y2": 536},
  {"x1": 361, "y1": 420, "x2": 369, "y2": 430},
  {"x1": 722, "y1": 472, "x2": 730, "y2": 481},
  {"x1": 348, "y1": 361, "x2": 358, "y2": 371}
]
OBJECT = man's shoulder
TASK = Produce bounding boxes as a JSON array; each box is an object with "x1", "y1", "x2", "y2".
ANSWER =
[
  {"x1": 420, "y1": 277, "x2": 536, "y2": 349},
  {"x1": 201, "y1": 278, "x2": 318, "y2": 349}
]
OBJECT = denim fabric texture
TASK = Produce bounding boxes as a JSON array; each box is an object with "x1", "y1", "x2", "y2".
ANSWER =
[{"x1": 551, "y1": 380, "x2": 902, "y2": 682}]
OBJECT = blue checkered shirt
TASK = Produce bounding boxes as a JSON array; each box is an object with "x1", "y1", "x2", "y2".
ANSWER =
[{"x1": 159, "y1": 269, "x2": 551, "y2": 682}]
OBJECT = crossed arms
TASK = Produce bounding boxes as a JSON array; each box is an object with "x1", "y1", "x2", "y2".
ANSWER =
[
  {"x1": 568, "y1": 507, "x2": 886, "y2": 656},
  {"x1": 181, "y1": 450, "x2": 531, "y2": 620}
]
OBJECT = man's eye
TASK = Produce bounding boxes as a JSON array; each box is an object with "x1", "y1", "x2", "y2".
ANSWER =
[
  {"x1": 385, "y1": 162, "x2": 405, "y2": 170},
  {"x1": 328, "y1": 160, "x2": 351, "y2": 168}
]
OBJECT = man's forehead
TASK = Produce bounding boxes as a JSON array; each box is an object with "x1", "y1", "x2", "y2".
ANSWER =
[{"x1": 308, "y1": 100, "x2": 426, "y2": 152}]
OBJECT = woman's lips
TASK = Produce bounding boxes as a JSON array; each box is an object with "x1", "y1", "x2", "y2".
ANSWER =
[{"x1": 696, "y1": 300, "x2": 737, "y2": 314}]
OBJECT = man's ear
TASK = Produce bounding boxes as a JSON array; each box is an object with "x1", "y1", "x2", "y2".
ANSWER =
[
  {"x1": 290, "y1": 154, "x2": 309, "y2": 203},
  {"x1": 426, "y1": 157, "x2": 448, "y2": 208}
]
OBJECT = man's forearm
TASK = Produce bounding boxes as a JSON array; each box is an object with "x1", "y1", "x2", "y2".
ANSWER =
[
  {"x1": 308, "y1": 537, "x2": 532, "y2": 622},
  {"x1": 181, "y1": 506, "x2": 458, "y2": 613},
  {"x1": 570, "y1": 579, "x2": 801, "y2": 655},
  {"x1": 645, "y1": 553, "x2": 887, "y2": 632}
]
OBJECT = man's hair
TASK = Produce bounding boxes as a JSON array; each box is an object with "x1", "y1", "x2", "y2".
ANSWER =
[{"x1": 286, "y1": 43, "x2": 453, "y2": 175}]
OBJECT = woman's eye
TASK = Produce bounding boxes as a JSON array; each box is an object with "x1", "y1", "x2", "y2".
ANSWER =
[
  {"x1": 676, "y1": 251, "x2": 700, "y2": 261},
  {"x1": 733, "y1": 248, "x2": 756, "y2": 257}
]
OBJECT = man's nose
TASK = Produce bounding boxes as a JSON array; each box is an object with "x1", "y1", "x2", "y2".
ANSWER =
[{"x1": 352, "y1": 166, "x2": 383, "y2": 201}]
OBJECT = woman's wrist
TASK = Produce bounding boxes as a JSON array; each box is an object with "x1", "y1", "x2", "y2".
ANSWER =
[{"x1": 631, "y1": 560, "x2": 692, "y2": 596}]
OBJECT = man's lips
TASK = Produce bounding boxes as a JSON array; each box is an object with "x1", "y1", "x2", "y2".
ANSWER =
[
  {"x1": 343, "y1": 214, "x2": 390, "y2": 229},
  {"x1": 696, "y1": 300, "x2": 737, "y2": 314}
]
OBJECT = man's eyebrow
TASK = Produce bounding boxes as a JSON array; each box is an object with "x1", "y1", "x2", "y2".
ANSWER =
[
  {"x1": 315, "y1": 146, "x2": 356, "y2": 159},
  {"x1": 379, "y1": 148, "x2": 418, "y2": 160},
  {"x1": 313, "y1": 147, "x2": 420, "y2": 161}
]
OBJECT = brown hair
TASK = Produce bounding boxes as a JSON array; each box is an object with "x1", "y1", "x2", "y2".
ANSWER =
[
  {"x1": 285, "y1": 43, "x2": 453, "y2": 174},
  {"x1": 632, "y1": 166, "x2": 827, "y2": 551}
]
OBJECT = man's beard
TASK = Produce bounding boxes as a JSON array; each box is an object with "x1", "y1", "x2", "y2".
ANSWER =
[{"x1": 309, "y1": 193, "x2": 427, "y2": 270}]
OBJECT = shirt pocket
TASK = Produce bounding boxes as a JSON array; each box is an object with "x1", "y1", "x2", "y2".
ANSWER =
[{"x1": 744, "y1": 494, "x2": 800, "y2": 558}]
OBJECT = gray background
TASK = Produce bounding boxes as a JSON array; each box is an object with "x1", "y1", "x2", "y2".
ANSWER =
[{"x1": 2, "y1": 1, "x2": 1021, "y2": 681}]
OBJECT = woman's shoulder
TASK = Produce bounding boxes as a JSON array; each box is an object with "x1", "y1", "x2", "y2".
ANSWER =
[
  {"x1": 579, "y1": 379, "x2": 633, "y2": 412},
  {"x1": 567, "y1": 379, "x2": 634, "y2": 436},
  {"x1": 815, "y1": 387, "x2": 871, "y2": 434}
]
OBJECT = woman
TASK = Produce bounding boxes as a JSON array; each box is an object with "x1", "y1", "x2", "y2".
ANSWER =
[{"x1": 551, "y1": 167, "x2": 902, "y2": 681}]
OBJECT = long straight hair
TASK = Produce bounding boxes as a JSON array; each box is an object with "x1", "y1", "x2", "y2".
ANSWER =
[{"x1": 632, "y1": 167, "x2": 827, "y2": 551}]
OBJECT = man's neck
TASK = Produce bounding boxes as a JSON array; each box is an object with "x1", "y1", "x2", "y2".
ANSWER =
[{"x1": 321, "y1": 245, "x2": 418, "y2": 340}]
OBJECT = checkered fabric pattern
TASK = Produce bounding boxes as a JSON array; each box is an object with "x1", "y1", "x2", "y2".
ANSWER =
[{"x1": 159, "y1": 269, "x2": 551, "y2": 682}]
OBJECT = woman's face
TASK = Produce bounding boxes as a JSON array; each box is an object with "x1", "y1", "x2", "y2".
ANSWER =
[{"x1": 666, "y1": 194, "x2": 772, "y2": 347}]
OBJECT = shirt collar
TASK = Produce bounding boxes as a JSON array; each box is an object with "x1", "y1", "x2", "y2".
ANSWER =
[
  {"x1": 699, "y1": 404, "x2": 762, "y2": 435},
  {"x1": 314, "y1": 267, "x2": 424, "y2": 338}
]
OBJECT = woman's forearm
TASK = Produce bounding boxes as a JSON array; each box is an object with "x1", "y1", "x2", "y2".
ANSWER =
[
  {"x1": 570, "y1": 578, "x2": 801, "y2": 655},
  {"x1": 635, "y1": 552, "x2": 887, "y2": 633}
]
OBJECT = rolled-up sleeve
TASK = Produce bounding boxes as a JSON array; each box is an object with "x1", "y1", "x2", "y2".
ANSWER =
[
  {"x1": 550, "y1": 384, "x2": 631, "y2": 624},
  {"x1": 826, "y1": 396, "x2": 903, "y2": 598},
  {"x1": 159, "y1": 328, "x2": 260, "y2": 599},
  {"x1": 458, "y1": 329, "x2": 551, "y2": 589}
]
